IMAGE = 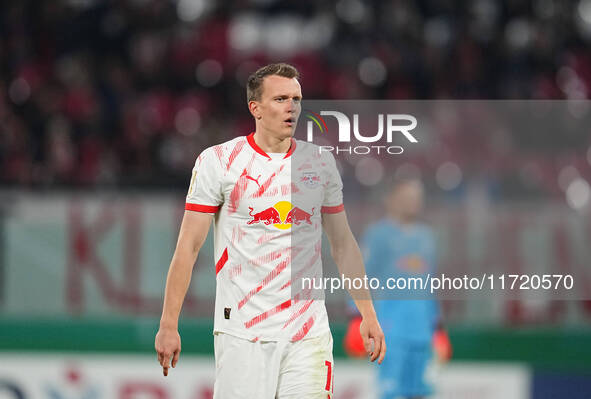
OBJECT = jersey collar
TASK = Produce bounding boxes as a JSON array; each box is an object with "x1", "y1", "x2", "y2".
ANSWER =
[{"x1": 247, "y1": 132, "x2": 296, "y2": 160}]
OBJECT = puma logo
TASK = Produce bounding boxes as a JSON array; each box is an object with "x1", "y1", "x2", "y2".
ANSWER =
[{"x1": 245, "y1": 174, "x2": 261, "y2": 188}]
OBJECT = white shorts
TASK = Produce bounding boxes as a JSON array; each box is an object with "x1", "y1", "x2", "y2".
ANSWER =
[{"x1": 213, "y1": 331, "x2": 334, "y2": 399}]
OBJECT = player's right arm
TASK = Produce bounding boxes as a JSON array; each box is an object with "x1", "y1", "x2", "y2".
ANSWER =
[
  {"x1": 155, "y1": 146, "x2": 222, "y2": 376},
  {"x1": 155, "y1": 210, "x2": 213, "y2": 376}
]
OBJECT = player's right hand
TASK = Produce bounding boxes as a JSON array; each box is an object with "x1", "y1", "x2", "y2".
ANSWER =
[{"x1": 155, "y1": 327, "x2": 181, "y2": 376}]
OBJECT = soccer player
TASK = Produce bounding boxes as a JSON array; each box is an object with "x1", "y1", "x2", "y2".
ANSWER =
[
  {"x1": 344, "y1": 177, "x2": 451, "y2": 399},
  {"x1": 154, "y1": 63, "x2": 385, "y2": 398}
]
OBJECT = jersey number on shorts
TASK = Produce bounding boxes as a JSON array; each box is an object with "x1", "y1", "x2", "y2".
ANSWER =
[{"x1": 324, "y1": 360, "x2": 333, "y2": 395}]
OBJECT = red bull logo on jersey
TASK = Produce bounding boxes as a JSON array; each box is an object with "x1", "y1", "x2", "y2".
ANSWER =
[
  {"x1": 247, "y1": 201, "x2": 314, "y2": 230},
  {"x1": 247, "y1": 206, "x2": 281, "y2": 225},
  {"x1": 285, "y1": 206, "x2": 315, "y2": 225},
  {"x1": 300, "y1": 171, "x2": 321, "y2": 188}
]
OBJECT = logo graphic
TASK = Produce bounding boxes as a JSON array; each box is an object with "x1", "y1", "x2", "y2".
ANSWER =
[
  {"x1": 304, "y1": 109, "x2": 418, "y2": 155},
  {"x1": 305, "y1": 111, "x2": 328, "y2": 134},
  {"x1": 245, "y1": 174, "x2": 261, "y2": 188},
  {"x1": 300, "y1": 171, "x2": 320, "y2": 188},
  {"x1": 286, "y1": 206, "x2": 314, "y2": 225},
  {"x1": 248, "y1": 206, "x2": 281, "y2": 225},
  {"x1": 247, "y1": 201, "x2": 314, "y2": 230}
]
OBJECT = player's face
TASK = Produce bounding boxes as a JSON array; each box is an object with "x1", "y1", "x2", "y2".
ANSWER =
[
  {"x1": 390, "y1": 181, "x2": 424, "y2": 221},
  {"x1": 256, "y1": 75, "x2": 302, "y2": 140}
]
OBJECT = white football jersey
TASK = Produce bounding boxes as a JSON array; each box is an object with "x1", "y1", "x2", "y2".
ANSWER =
[{"x1": 186, "y1": 133, "x2": 344, "y2": 342}]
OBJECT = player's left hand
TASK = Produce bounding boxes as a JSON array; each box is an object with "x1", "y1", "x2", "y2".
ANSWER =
[{"x1": 359, "y1": 314, "x2": 386, "y2": 364}]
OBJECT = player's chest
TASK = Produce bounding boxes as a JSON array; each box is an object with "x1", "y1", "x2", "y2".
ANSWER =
[{"x1": 219, "y1": 159, "x2": 326, "y2": 225}]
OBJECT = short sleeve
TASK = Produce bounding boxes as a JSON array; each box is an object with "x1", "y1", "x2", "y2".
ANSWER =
[
  {"x1": 321, "y1": 152, "x2": 344, "y2": 214},
  {"x1": 185, "y1": 147, "x2": 223, "y2": 213}
]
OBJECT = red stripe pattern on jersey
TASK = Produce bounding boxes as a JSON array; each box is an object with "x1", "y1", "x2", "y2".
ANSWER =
[
  {"x1": 215, "y1": 248, "x2": 228, "y2": 275},
  {"x1": 257, "y1": 230, "x2": 291, "y2": 245},
  {"x1": 291, "y1": 315, "x2": 316, "y2": 341},
  {"x1": 228, "y1": 154, "x2": 256, "y2": 214},
  {"x1": 251, "y1": 164, "x2": 285, "y2": 198},
  {"x1": 281, "y1": 183, "x2": 300, "y2": 195},
  {"x1": 248, "y1": 249, "x2": 283, "y2": 267},
  {"x1": 288, "y1": 240, "x2": 322, "y2": 292},
  {"x1": 228, "y1": 264, "x2": 242, "y2": 279},
  {"x1": 213, "y1": 145, "x2": 225, "y2": 169},
  {"x1": 282, "y1": 299, "x2": 314, "y2": 329},
  {"x1": 238, "y1": 252, "x2": 292, "y2": 309},
  {"x1": 231, "y1": 225, "x2": 247, "y2": 245},
  {"x1": 226, "y1": 140, "x2": 245, "y2": 172},
  {"x1": 244, "y1": 299, "x2": 292, "y2": 329}
]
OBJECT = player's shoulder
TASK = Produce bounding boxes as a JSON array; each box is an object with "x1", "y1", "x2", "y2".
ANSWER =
[
  {"x1": 293, "y1": 139, "x2": 337, "y2": 163},
  {"x1": 197, "y1": 136, "x2": 248, "y2": 158},
  {"x1": 211, "y1": 135, "x2": 248, "y2": 153},
  {"x1": 293, "y1": 138, "x2": 319, "y2": 154}
]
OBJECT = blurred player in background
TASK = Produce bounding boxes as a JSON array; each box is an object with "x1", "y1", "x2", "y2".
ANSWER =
[
  {"x1": 155, "y1": 63, "x2": 385, "y2": 398},
  {"x1": 345, "y1": 177, "x2": 451, "y2": 399}
]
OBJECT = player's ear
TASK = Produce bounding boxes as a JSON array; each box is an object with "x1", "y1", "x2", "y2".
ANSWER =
[{"x1": 249, "y1": 100, "x2": 262, "y2": 120}]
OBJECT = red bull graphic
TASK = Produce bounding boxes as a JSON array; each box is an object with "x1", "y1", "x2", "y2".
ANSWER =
[
  {"x1": 247, "y1": 206, "x2": 281, "y2": 225},
  {"x1": 285, "y1": 207, "x2": 314, "y2": 225},
  {"x1": 247, "y1": 201, "x2": 314, "y2": 229}
]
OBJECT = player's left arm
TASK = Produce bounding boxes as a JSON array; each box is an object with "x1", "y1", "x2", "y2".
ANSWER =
[{"x1": 322, "y1": 211, "x2": 386, "y2": 364}]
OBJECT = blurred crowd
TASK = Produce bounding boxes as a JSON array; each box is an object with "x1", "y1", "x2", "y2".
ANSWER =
[{"x1": 1, "y1": 0, "x2": 591, "y2": 203}]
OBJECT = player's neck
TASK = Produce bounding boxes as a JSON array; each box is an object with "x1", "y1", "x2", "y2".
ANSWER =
[{"x1": 253, "y1": 130, "x2": 292, "y2": 153}]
